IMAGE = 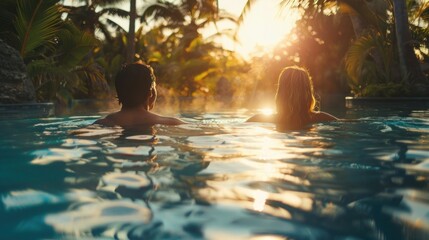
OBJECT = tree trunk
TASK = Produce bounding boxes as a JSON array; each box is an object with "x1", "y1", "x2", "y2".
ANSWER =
[
  {"x1": 126, "y1": 0, "x2": 136, "y2": 63},
  {"x1": 392, "y1": 0, "x2": 426, "y2": 83},
  {"x1": 348, "y1": 14, "x2": 366, "y2": 37}
]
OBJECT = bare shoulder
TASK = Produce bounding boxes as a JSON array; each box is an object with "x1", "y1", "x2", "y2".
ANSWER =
[
  {"x1": 94, "y1": 111, "x2": 185, "y2": 127},
  {"x1": 246, "y1": 114, "x2": 276, "y2": 123},
  {"x1": 93, "y1": 110, "x2": 127, "y2": 127},
  {"x1": 93, "y1": 115, "x2": 116, "y2": 126},
  {"x1": 157, "y1": 116, "x2": 186, "y2": 125},
  {"x1": 311, "y1": 111, "x2": 338, "y2": 122},
  {"x1": 148, "y1": 112, "x2": 185, "y2": 125}
]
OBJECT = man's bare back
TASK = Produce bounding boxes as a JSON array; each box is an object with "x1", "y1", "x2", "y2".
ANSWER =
[
  {"x1": 94, "y1": 108, "x2": 184, "y2": 127},
  {"x1": 94, "y1": 63, "x2": 185, "y2": 128}
]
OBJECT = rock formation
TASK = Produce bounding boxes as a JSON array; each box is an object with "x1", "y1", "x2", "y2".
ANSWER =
[{"x1": 0, "y1": 39, "x2": 36, "y2": 103}]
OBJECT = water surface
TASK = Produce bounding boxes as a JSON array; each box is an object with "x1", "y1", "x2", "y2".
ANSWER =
[{"x1": 1, "y1": 104, "x2": 429, "y2": 239}]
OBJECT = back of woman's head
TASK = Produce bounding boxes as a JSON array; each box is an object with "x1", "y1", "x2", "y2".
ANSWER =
[
  {"x1": 115, "y1": 63, "x2": 156, "y2": 109},
  {"x1": 275, "y1": 66, "x2": 316, "y2": 124}
]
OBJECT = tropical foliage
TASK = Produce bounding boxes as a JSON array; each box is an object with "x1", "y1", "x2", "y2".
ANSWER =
[
  {"x1": 344, "y1": 0, "x2": 429, "y2": 96},
  {"x1": 247, "y1": 12, "x2": 354, "y2": 100},
  {"x1": 137, "y1": 0, "x2": 241, "y2": 98},
  {"x1": 239, "y1": 0, "x2": 429, "y2": 97},
  {"x1": 0, "y1": 0, "x2": 107, "y2": 102},
  {"x1": 0, "y1": 0, "x2": 252, "y2": 106},
  {"x1": 61, "y1": 0, "x2": 128, "y2": 42},
  {"x1": 0, "y1": 0, "x2": 428, "y2": 106}
]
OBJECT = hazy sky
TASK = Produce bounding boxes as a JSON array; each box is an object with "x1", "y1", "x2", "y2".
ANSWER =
[{"x1": 217, "y1": 0, "x2": 298, "y2": 57}]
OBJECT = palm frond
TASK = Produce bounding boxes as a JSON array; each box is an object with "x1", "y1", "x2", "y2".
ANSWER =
[
  {"x1": 27, "y1": 58, "x2": 56, "y2": 80},
  {"x1": 338, "y1": 0, "x2": 382, "y2": 32},
  {"x1": 278, "y1": 0, "x2": 306, "y2": 12},
  {"x1": 204, "y1": 28, "x2": 237, "y2": 42},
  {"x1": 106, "y1": 19, "x2": 126, "y2": 33},
  {"x1": 97, "y1": 22, "x2": 113, "y2": 42},
  {"x1": 93, "y1": 0, "x2": 127, "y2": 7},
  {"x1": 141, "y1": 2, "x2": 185, "y2": 23},
  {"x1": 75, "y1": 61, "x2": 110, "y2": 98},
  {"x1": 14, "y1": 0, "x2": 61, "y2": 58},
  {"x1": 415, "y1": 1, "x2": 429, "y2": 22},
  {"x1": 99, "y1": 7, "x2": 129, "y2": 18},
  {"x1": 55, "y1": 21, "x2": 96, "y2": 69},
  {"x1": 345, "y1": 34, "x2": 376, "y2": 85},
  {"x1": 59, "y1": 5, "x2": 80, "y2": 13},
  {"x1": 236, "y1": 0, "x2": 258, "y2": 26},
  {"x1": 233, "y1": 0, "x2": 259, "y2": 42}
]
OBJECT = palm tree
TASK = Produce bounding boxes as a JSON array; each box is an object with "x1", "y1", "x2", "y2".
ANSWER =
[
  {"x1": 28, "y1": 22, "x2": 107, "y2": 101},
  {"x1": 141, "y1": 0, "x2": 234, "y2": 48},
  {"x1": 238, "y1": 0, "x2": 427, "y2": 96},
  {"x1": 392, "y1": 0, "x2": 427, "y2": 83},
  {"x1": 60, "y1": 0, "x2": 128, "y2": 43},
  {"x1": 60, "y1": 0, "x2": 140, "y2": 64},
  {"x1": 138, "y1": 0, "x2": 237, "y2": 96},
  {"x1": 407, "y1": 0, "x2": 429, "y2": 72},
  {"x1": 126, "y1": 0, "x2": 137, "y2": 63}
]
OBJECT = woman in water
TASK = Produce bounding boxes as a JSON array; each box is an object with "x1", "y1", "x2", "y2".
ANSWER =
[
  {"x1": 247, "y1": 66, "x2": 337, "y2": 130},
  {"x1": 95, "y1": 62, "x2": 185, "y2": 127}
]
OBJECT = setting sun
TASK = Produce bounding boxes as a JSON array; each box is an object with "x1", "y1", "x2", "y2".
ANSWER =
[
  {"x1": 218, "y1": 0, "x2": 299, "y2": 58},
  {"x1": 259, "y1": 108, "x2": 274, "y2": 115}
]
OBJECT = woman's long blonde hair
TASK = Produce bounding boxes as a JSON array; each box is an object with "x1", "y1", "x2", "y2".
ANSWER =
[{"x1": 275, "y1": 66, "x2": 316, "y2": 128}]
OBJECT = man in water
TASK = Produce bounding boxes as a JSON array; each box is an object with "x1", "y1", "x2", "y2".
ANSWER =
[{"x1": 95, "y1": 62, "x2": 185, "y2": 127}]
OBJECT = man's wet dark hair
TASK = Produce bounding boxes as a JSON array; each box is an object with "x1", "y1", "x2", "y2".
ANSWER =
[{"x1": 115, "y1": 63, "x2": 156, "y2": 109}]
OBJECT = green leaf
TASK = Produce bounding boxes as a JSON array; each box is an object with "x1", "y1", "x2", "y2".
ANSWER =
[
  {"x1": 345, "y1": 33, "x2": 376, "y2": 85},
  {"x1": 55, "y1": 21, "x2": 96, "y2": 69},
  {"x1": 14, "y1": 0, "x2": 61, "y2": 58}
]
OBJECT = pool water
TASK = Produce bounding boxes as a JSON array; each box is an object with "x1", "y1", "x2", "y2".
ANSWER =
[{"x1": 1, "y1": 104, "x2": 429, "y2": 240}]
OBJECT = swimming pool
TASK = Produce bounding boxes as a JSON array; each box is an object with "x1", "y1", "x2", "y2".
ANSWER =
[{"x1": 1, "y1": 102, "x2": 429, "y2": 239}]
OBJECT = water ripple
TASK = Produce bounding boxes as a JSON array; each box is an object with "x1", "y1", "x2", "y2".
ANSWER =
[
  {"x1": 31, "y1": 148, "x2": 91, "y2": 165},
  {"x1": 3, "y1": 112, "x2": 429, "y2": 239},
  {"x1": 98, "y1": 172, "x2": 152, "y2": 192},
  {"x1": 44, "y1": 200, "x2": 152, "y2": 234},
  {"x1": 2, "y1": 189, "x2": 95, "y2": 210}
]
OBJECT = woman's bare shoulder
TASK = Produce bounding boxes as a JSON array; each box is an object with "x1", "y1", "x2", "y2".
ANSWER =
[
  {"x1": 311, "y1": 111, "x2": 338, "y2": 122},
  {"x1": 246, "y1": 114, "x2": 276, "y2": 123}
]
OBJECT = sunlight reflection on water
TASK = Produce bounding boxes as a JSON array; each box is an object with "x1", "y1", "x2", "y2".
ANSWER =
[
  {"x1": 31, "y1": 148, "x2": 92, "y2": 165},
  {"x1": 1, "y1": 110, "x2": 429, "y2": 239},
  {"x1": 44, "y1": 200, "x2": 152, "y2": 234}
]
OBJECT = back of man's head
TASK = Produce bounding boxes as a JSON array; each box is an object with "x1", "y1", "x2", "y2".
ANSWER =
[{"x1": 115, "y1": 63, "x2": 156, "y2": 109}]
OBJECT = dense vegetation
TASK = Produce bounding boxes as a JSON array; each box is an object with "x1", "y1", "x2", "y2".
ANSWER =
[
  {"x1": 241, "y1": 0, "x2": 429, "y2": 98},
  {"x1": 0, "y1": 0, "x2": 428, "y2": 108}
]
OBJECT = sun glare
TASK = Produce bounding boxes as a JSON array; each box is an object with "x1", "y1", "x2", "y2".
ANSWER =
[
  {"x1": 259, "y1": 108, "x2": 274, "y2": 115},
  {"x1": 218, "y1": 0, "x2": 299, "y2": 58},
  {"x1": 252, "y1": 190, "x2": 268, "y2": 212}
]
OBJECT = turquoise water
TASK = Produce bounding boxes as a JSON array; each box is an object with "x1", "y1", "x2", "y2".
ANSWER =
[{"x1": 1, "y1": 104, "x2": 429, "y2": 239}]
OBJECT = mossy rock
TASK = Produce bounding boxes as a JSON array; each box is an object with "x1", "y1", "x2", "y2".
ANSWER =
[{"x1": 0, "y1": 39, "x2": 36, "y2": 103}]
